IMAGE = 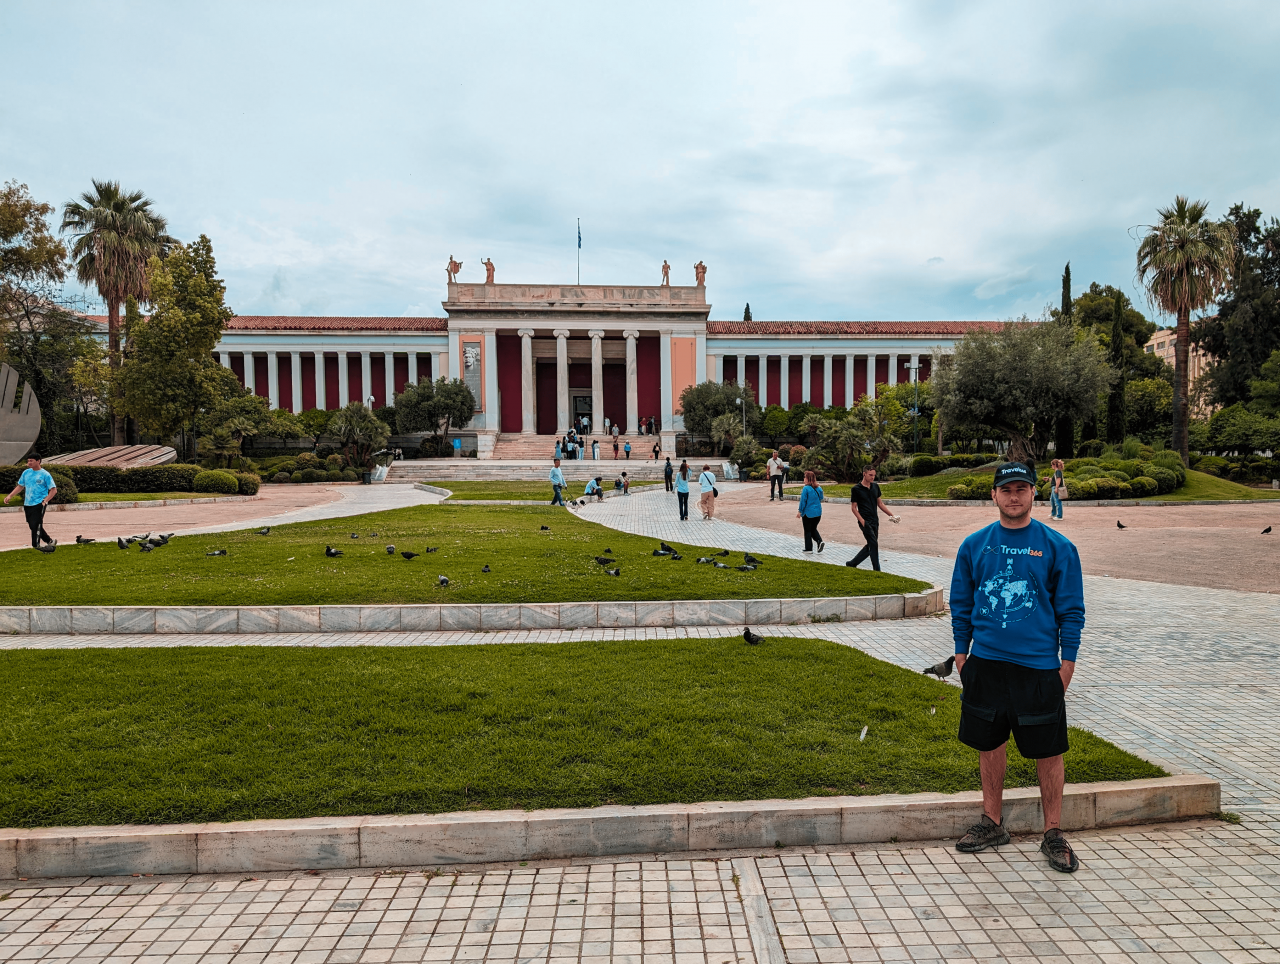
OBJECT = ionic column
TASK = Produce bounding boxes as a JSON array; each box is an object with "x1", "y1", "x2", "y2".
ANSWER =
[
  {"x1": 267, "y1": 351, "x2": 280, "y2": 409},
  {"x1": 845, "y1": 354, "x2": 854, "y2": 405},
  {"x1": 431, "y1": 351, "x2": 442, "y2": 383},
  {"x1": 866, "y1": 354, "x2": 876, "y2": 401},
  {"x1": 757, "y1": 355, "x2": 768, "y2": 407},
  {"x1": 358, "y1": 351, "x2": 372, "y2": 407},
  {"x1": 823, "y1": 354, "x2": 833, "y2": 409},
  {"x1": 483, "y1": 330, "x2": 498, "y2": 427},
  {"x1": 243, "y1": 353, "x2": 256, "y2": 395},
  {"x1": 447, "y1": 331, "x2": 460, "y2": 380},
  {"x1": 714, "y1": 354, "x2": 724, "y2": 383},
  {"x1": 338, "y1": 353, "x2": 350, "y2": 406},
  {"x1": 624, "y1": 329, "x2": 639, "y2": 435},
  {"x1": 910, "y1": 353, "x2": 920, "y2": 383},
  {"x1": 407, "y1": 352, "x2": 418, "y2": 386},
  {"x1": 218, "y1": 351, "x2": 230, "y2": 369},
  {"x1": 384, "y1": 352, "x2": 396, "y2": 408},
  {"x1": 736, "y1": 353, "x2": 747, "y2": 388},
  {"x1": 291, "y1": 352, "x2": 303, "y2": 413},
  {"x1": 589, "y1": 329, "x2": 605, "y2": 436},
  {"x1": 554, "y1": 329, "x2": 571, "y2": 434},
  {"x1": 801, "y1": 354, "x2": 811, "y2": 404},
  {"x1": 695, "y1": 330, "x2": 707, "y2": 383},
  {"x1": 779, "y1": 354, "x2": 790, "y2": 408},
  {"x1": 888, "y1": 353, "x2": 899, "y2": 387},
  {"x1": 519, "y1": 328, "x2": 535, "y2": 434},
  {"x1": 314, "y1": 353, "x2": 327, "y2": 411},
  {"x1": 660, "y1": 329, "x2": 674, "y2": 432}
]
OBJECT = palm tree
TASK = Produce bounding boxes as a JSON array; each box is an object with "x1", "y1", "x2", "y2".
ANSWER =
[
  {"x1": 1136, "y1": 196, "x2": 1235, "y2": 464},
  {"x1": 60, "y1": 180, "x2": 174, "y2": 444}
]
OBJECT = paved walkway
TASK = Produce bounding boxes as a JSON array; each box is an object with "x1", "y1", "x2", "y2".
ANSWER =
[{"x1": 6, "y1": 483, "x2": 1280, "y2": 963}]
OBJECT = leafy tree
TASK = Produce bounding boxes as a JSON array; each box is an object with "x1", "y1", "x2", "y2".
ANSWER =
[
  {"x1": 1126, "y1": 378, "x2": 1173, "y2": 443},
  {"x1": 116, "y1": 236, "x2": 234, "y2": 459},
  {"x1": 1207, "y1": 403, "x2": 1280, "y2": 455},
  {"x1": 1249, "y1": 349, "x2": 1280, "y2": 416},
  {"x1": 394, "y1": 378, "x2": 476, "y2": 445},
  {"x1": 875, "y1": 380, "x2": 934, "y2": 452},
  {"x1": 932, "y1": 318, "x2": 1113, "y2": 463},
  {"x1": 1071, "y1": 283, "x2": 1165, "y2": 381},
  {"x1": 197, "y1": 426, "x2": 242, "y2": 468},
  {"x1": 328, "y1": 402, "x2": 390, "y2": 469},
  {"x1": 759, "y1": 404, "x2": 788, "y2": 444},
  {"x1": 785, "y1": 401, "x2": 818, "y2": 438},
  {"x1": 1193, "y1": 204, "x2": 1280, "y2": 408},
  {"x1": 61, "y1": 180, "x2": 176, "y2": 444},
  {"x1": 793, "y1": 397, "x2": 902, "y2": 481},
  {"x1": 1105, "y1": 292, "x2": 1127, "y2": 444},
  {"x1": 1137, "y1": 196, "x2": 1237, "y2": 464},
  {"x1": 710, "y1": 412, "x2": 744, "y2": 454},
  {"x1": 677, "y1": 380, "x2": 759, "y2": 437}
]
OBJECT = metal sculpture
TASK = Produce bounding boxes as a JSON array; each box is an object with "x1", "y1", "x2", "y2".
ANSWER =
[{"x1": 0, "y1": 363, "x2": 40, "y2": 465}]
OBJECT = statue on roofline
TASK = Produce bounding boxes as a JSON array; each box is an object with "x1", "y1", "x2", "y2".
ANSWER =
[
  {"x1": 446, "y1": 256, "x2": 463, "y2": 283},
  {"x1": 694, "y1": 261, "x2": 707, "y2": 286}
]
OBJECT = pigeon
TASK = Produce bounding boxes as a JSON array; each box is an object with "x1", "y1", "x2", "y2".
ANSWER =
[
  {"x1": 743, "y1": 627, "x2": 764, "y2": 645},
  {"x1": 76, "y1": 535, "x2": 95, "y2": 544},
  {"x1": 147, "y1": 536, "x2": 168, "y2": 547},
  {"x1": 325, "y1": 546, "x2": 343, "y2": 557},
  {"x1": 605, "y1": 568, "x2": 620, "y2": 576},
  {"x1": 922, "y1": 655, "x2": 956, "y2": 679},
  {"x1": 594, "y1": 556, "x2": 616, "y2": 565},
  {"x1": 652, "y1": 549, "x2": 671, "y2": 556},
  {"x1": 603, "y1": 548, "x2": 613, "y2": 554},
  {"x1": 425, "y1": 547, "x2": 438, "y2": 553},
  {"x1": 369, "y1": 532, "x2": 378, "y2": 537},
  {"x1": 438, "y1": 575, "x2": 449, "y2": 586},
  {"x1": 401, "y1": 551, "x2": 419, "y2": 560},
  {"x1": 670, "y1": 553, "x2": 682, "y2": 560},
  {"x1": 696, "y1": 557, "x2": 713, "y2": 564},
  {"x1": 735, "y1": 565, "x2": 756, "y2": 572},
  {"x1": 744, "y1": 553, "x2": 762, "y2": 566},
  {"x1": 714, "y1": 549, "x2": 730, "y2": 557},
  {"x1": 117, "y1": 537, "x2": 128, "y2": 550},
  {"x1": 386, "y1": 545, "x2": 396, "y2": 555},
  {"x1": 139, "y1": 543, "x2": 154, "y2": 553},
  {"x1": 660, "y1": 541, "x2": 675, "y2": 553},
  {"x1": 1264, "y1": 526, "x2": 1273, "y2": 534},
  {"x1": 257, "y1": 527, "x2": 270, "y2": 536},
  {"x1": 714, "y1": 561, "x2": 729, "y2": 569},
  {"x1": 1116, "y1": 520, "x2": 1127, "y2": 530},
  {"x1": 35, "y1": 543, "x2": 56, "y2": 554},
  {"x1": 350, "y1": 532, "x2": 359, "y2": 539},
  {"x1": 540, "y1": 525, "x2": 550, "y2": 531},
  {"x1": 206, "y1": 549, "x2": 227, "y2": 556},
  {"x1": 482, "y1": 565, "x2": 490, "y2": 573}
]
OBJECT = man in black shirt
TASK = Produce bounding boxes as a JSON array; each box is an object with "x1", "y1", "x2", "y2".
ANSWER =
[{"x1": 846, "y1": 466, "x2": 900, "y2": 571}]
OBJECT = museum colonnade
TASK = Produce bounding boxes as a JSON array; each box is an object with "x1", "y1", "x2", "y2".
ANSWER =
[
  {"x1": 216, "y1": 349, "x2": 440, "y2": 413},
  {"x1": 713, "y1": 351, "x2": 932, "y2": 409}
]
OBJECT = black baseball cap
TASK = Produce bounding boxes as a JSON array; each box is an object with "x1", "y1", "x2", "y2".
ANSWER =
[{"x1": 993, "y1": 462, "x2": 1038, "y2": 487}]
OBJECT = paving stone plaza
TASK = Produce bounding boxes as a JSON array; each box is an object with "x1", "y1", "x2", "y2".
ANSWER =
[{"x1": 4, "y1": 484, "x2": 1280, "y2": 964}]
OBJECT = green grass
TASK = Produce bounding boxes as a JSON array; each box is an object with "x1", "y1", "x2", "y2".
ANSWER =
[
  {"x1": 76, "y1": 492, "x2": 225, "y2": 503},
  {"x1": 1143, "y1": 470, "x2": 1280, "y2": 502},
  {"x1": 0, "y1": 505, "x2": 927, "y2": 606},
  {"x1": 0, "y1": 637, "x2": 1162, "y2": 828},
  {"x1": 440, "y1": 480, "x2": 661, "y2": 501}
]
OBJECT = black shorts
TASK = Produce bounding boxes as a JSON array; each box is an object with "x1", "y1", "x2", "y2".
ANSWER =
[{"x1": 958, "y1": 654, "x2": 1069, "y2": 759}]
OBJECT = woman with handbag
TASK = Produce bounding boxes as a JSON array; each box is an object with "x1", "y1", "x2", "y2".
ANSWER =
[
  {"x1": 698, "y1": 464, "x2": 718, "y2": 520},
  {"x1": 675, "y1": 460, "x2": 691, "y2": 520},
  {"x1": 796, "y1": 470, "x2": 825, "y2": 552}
]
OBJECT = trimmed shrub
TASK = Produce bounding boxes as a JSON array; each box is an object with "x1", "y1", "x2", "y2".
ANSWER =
[
  {"x1": 299, "y1": 468, "x2": 326, "y2": 483},
  {"x1": 1074, "y1": 466, "x2": 1105, "y2": 481},
  {"x1": 910, "y1": 455, "x2": 946, "y2": 477},
  {"x1": 1103, "y1": 470, "x2": 1131, "y2": 482},
  {"x1": 272, "y1": 471, "x2": 292, "y2": 484},
  {"x1": 1092, "y1": 476, "x2": 1119, "y2": 499},
  {"x1": 326, "y1": 469, "x2": 343, "y2": 482},
  {"x1": 1118, "y1": 482, "x2": 1133, "y2": 497},
  {"x1": 53, "y1": 464, "x2": 122, "y2": 493},
  {"x1": 341, "y1": 469, "x2": 359, "y2": 482},
  {"x1": 232, "y1": 472, "x2": 261, "y2": 495},
  {"x1": 946, "y1": 485, "x2": 971, "y2": 499},
  {"x1": 1145, "y1": 466, "x2": 1178, "y2": 494},
  {"x1": 121, "y1": 464, "x2": 202, "y2": 493},
  {"x1": 325, "y1": 454, "x2": 344, "y2": 471},
  {"x1": 295, "y1": 452, "x2": 322, "y2": 470},
  {"x1": 1150, "y1": 452, "x2": 1187, "y2": 485},
  {"x1": 1077, "y1": 439, "x2": 1105, "y2": 457},
  {"x1": 1064, "y1": 458, "x2": 1100, "y2": 472},
  {"x1": 194, "y1": 470, "x2": 239, "y2": 494},
  {"x1": 1130, "y1": 476, "x2": 1158, "y2": 497}
]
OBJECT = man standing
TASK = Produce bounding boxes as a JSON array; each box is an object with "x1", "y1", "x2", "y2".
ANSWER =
[
  {"x1": 697, "y1": 464, "x2": 717, "y2": 520},
  {"x1": 951, "y1": 462, "x2": 1084, "y2": 874},
  {"x1": 664, "y1": 456, "x2": 674, "y2": 492},
  {"x1": 549, "y1": 458, "x2": 566, "y2": 506},
  {"x1": 767, "y1": 450, "x2": 785, "y2": 501},
  {"x1": 4, "y1": 453, "x2": 57, "y2": 552},
  {"x1": 845, "y1": 466, "x2": 898, "y2": 570}
]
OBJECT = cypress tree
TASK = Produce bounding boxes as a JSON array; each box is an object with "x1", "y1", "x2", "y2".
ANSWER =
[
  {"x1": 1054, "y1": 262, "x2": 1076, "y2": 458},
  {"x1": 1105, "y1": 291, "x2": 1127, "y2": 443},
  {"x1": 743, "y1": 302, "x2": 752, "y2": 321}
]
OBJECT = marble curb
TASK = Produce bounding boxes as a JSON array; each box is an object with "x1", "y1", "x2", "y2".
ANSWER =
[
  {"x1": 0, "y1": 588, "x2": 943, "y2": 635},
  {"x1": 0, "y1": 495, "x2": 262, "y2": 514},
  {"x1": 414, "y1": 482, "x2": 636, "y2": 503},
  {"x1": 780, "y1": 494, "x2": 1270, "y2": 507},
  {"x1": 0, "y1": 775, "x2": 1218, "y2": 880}
]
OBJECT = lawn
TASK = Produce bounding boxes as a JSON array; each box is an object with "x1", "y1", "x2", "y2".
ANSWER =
[
  {"x1": 1150, "y1": 470, "x2": 1280, "y2": 502},
  {"x1": 440, "y1": 480, "x2": 661, "y2": 501},
  {"x1": 76, "y1": 492, "x2": 231, "y2": 503},
  {"x1": 0, "y1": 637, "x2": 1162, "y2": 828},
  {"x1": 0, "y1": 505, "x2": 928, "y2": 606}
]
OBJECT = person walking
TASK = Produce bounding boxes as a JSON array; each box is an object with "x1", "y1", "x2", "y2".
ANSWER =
[
  {"x1": 613, "y1": 437, "x2": 620, "y2": 459},
  {"x1": 1049, "y1": 459, "x2": 1066, "y2": 521},
  {"x1": 554, "y1": 439, "x2": 562, "y2": 460},
  {"x1": 592, "y1": 438, "x2": 599, "y2": 460},
  {"x1": 664, "y1": 456, "x2": 674, "y2": 492},
  {"x1": 951, "y1": 462, "x2": 1084, "y2": 874},
  {"x1": 796, "y1": 470, "x2": 825, "y2": 552},
  {"x1": 846, "y1": 465, "x2": 899, "y2": 570},
  {"x1": 612, "y1": 423, "x2": 620, "y2": 441},
  {"x1": 652, "y1": 440, "x2": 661, "y2": 461},
  {"x1": 549, "y1": 458, "x2": 566, "y2": 506},
  {"x1": 767, "y1": 450, "x2": 785, "y2": 501},
  {"x1": 4, "y1": 453, "x2": 57, "y2": 552},
  {"x1": 697, "y1": 464, "x2": 717, "y2": 520},
  {"x1": 623, "y1": 440, "x2": 631, "y2": 459},
  {"x1": 675, "y1": 460, "x2": 690, "y2": 520}
]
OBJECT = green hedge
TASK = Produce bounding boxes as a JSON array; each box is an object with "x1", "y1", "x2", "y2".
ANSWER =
[
  {"x1": 0, "y1": 468, "x2": 78, "y2": 504},
  {"x1": 231, "y1": 472, "x2": 261, "y2": 495},
  {"x1": 194, "y1": 470, "x2": 239, "y2": 494},
  {"x1": 40, "y1": 462, "x2": 201, "y2": 494},
  {"x1": 1130, "y1": 476, "x2": 1158, "y2": 497},
  {"x1": 910, "y1": 455, "x2": 947, "y2": 477}
]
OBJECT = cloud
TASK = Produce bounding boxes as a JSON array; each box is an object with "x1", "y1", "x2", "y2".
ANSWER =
[{"x1": 974, "y1": 268, "x2": 1035, "y2": 300}]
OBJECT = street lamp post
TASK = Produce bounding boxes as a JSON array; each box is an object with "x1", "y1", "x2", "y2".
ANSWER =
[{"x1": 907, "y1": 363, "x2": 920, "y2": 454}]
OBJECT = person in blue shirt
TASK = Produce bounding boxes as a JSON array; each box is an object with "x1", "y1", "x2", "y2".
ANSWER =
[
  {"x1": 584, "y1": 476, "x2": 604, "y2": 501},
  {"x1": 950, "y1": 462, "x2": 1085, "y2": 874},
  {"x1": 4, "y1": 453, "x2": 58, "y2": 552},
  {"x1": 548, "y1": 458, "x2": 566, "y2": 506},
  {"x1": 795, "y1": 470, "x2": 825, "y2": 552},
  {"x1": 674, "y1": 460, "x2": 690, "y2": 520}
]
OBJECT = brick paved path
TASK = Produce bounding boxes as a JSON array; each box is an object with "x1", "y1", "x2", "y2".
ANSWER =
[{"x1": 6, "y1": 484, "x2": 1280, "y2": 964}]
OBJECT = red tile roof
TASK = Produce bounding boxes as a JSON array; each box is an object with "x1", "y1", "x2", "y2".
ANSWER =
[
  {"x1": 706, "y1": 320, "x2": 1006, "y2": 335},
  {"x1": 225, "y1": 316, "x2": 448, "y2": 331}
]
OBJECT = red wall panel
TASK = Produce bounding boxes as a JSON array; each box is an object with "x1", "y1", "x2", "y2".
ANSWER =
[
  {"x1": 876, "y1": 356, "x2": 888, "y2": 387},
  {"x1": 745, "y1": 357, "x2": 760, "y2": 402},
  {"x1": 920, "y1": 357, "x2": 932, "y2": 381},
  {"x1": 394, "y1": 355, "x2": 409, "y2": 397},
  {"x1": 325, "y1": 354, "x2": 340, "y2": 410},
  {"x1": 349, "y1": 354, "x2": 363, "y2": 404},
  {"x1": 278, "y1": 355, "x2": 294, "y2": 412},
  {"x1": 602, "y1": 363, "x2": 626, "y2": 433},
  {"x1": 496, "y1": 335, "x2": 522, "y2": 433},
  {"x1": 788, "y1": 358, "x2": 802, "y2": 408},
  {"x1": 723, "y1": 356, "x2": 738, "y2": 384},
  {"x1": 371, "y1": 355, "x2": 387, "y2": 408},
  {"x1": 897, "y1": 356, "x2": 911, "y2": 384},
  {"x1": 253, "y1": 356, "x2": 268, "y2": 398},
  {"x1": 636, "y1": 337, "x2": 661, "y2": 429},
  {"x1": 231, "y1": 355, "x2": 245, "y2": 386},
  {"x1": 766, "y1": 358, "x2": 781, "y2": 407},
  {"x1": 809, "y1": 356, "x2": 823, "y2": 406},
  {"x1": 833, "y1": 357, "x2": 847, "y2": 408},
  {"x1": 301, "y1": 354, "x2": 317, "y2": 411}
]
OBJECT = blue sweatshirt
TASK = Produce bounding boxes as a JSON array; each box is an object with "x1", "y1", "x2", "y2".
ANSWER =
[
  {"x1": 797, "y1": 484, "x2": 824, "y2": 518},
  {"x1": 950, "y1": 518, "x2": 1084, "y2": 669}
]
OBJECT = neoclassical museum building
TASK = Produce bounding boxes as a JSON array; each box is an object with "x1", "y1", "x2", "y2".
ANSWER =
[{"x1": 213, "y1": 278, "x2": 996, "y2": 457}]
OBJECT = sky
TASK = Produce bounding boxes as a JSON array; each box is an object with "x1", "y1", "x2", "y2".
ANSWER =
[{"x1": 4, "y1": 1, "x2": 1278, "y2": 324}]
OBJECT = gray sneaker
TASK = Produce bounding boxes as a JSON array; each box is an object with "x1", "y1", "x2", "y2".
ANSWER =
[
  {"x1": 956, "y1": 814, "x2": 1011, "y2": 853},
  {"x1": 1040, "y1": 828, "x2": 1079, "y2": 873}
]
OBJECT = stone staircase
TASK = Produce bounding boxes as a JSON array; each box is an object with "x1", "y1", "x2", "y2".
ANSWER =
[{"x1": 489, "y1": 433, "x2": 650, "y2": 460}]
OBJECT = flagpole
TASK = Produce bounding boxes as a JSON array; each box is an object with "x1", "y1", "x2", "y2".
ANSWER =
[{"x1": 577, "y1": 218, "x2": 580, "y2": 285}]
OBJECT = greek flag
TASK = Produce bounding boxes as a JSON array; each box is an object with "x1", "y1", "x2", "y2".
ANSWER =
[{"x1": 577, "y1": 222, "x2": 582, "y2": 249}]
